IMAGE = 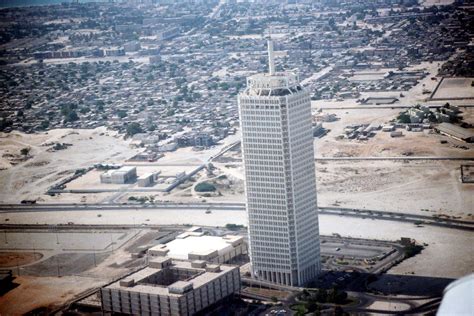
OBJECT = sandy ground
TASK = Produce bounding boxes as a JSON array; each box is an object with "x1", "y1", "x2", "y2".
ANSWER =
[
  {"x1": 0, "y1": 229, "x2": 149, "y2": 315},
  {"x1": 0, "y1": 130, "x2": 239, "y2": 204},
  {"x1": 314, "y1": 107, "x2": 474, "y2": 158},
  {"x1": 317, "y1": 160, "x2": 474, "y2": 218},
  {"x1": 432, "y1": 77, "x2": 474, "y2": 100},
  {"x1": 0, "y1": 252, "x2": 42, "y2": 267},
  {"x1": 42, "y1": 192, "x2": 118, "y2": 204},
  {"x1": 367, "y1": 301, "x2": 411, "y2": 313},
  {"x1": 0, "y1": 275, "x2": 104, "y2": 315},
  {"x1": 0, "y1": 128, "x2": 140, "y2": 203}
]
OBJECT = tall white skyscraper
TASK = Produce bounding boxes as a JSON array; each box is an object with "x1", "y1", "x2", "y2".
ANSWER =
[{"x1": 238, "y1": 40, "x2": 321, "y2": 287}]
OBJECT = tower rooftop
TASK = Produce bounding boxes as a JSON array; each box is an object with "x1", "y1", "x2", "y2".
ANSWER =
[{"x1": 241, "y1": 39, "x2": 302, "y2": 97}]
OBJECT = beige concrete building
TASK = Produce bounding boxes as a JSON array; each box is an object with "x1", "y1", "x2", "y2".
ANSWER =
[
  {"x1": 100, "y1": 166, "x2": 137, "y2": 184},
  {"x1": 137, "y1": 172, "x2": 155, "y2": 187},
  {"x1": 100, "y1": 257, "x2": 240, "y2": 315},
  {"x1": 147, "y1": 229, "x2": 247, "y2": 264}
]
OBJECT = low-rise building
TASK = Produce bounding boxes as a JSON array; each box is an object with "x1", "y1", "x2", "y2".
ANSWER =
[
  {"x1": 138, "y1": 173, "x2": 155, "y2": 187},
  {"x1": 435, "y1": 123, "x2": 474, "y2": 143},
  {"x1": 148, "y1": 228, "x2": 247, "y2": 264},
  {"x1": 100, "y1": 166, "x2": 137, "y2": 184},
  {"x1": 100, "y1": 258, "x2": 240, "y2": 315}
]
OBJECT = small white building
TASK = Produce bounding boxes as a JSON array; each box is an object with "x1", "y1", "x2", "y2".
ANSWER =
[
  {"x1": 137, "y1": 173, "x2": 154, "y2": 187},
  {"x1": 382, "y1": 125, "x2": 394, "y2": 132},
  {"x1": 100, "y1": 166, "x2": 137, "y2": 184}
]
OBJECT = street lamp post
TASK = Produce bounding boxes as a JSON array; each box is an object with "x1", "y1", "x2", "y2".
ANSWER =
[
  {"x1": 93, "y1": 244, "x2": 97, "y2": 267},
  {"x1": 56, "y1": 256, "x2": 61, "y2": 277}
]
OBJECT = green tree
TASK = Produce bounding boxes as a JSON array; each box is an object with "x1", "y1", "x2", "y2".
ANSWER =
[
  {"x1": 65, "y1": 111, "x2": 79, "y2": 122},
  {"x1": 397, "y1": 112, "x2": 411, "y2": 124},
  {"x1": 117, "y1": 110, "x2": 127, "y2": 118},
  {"x1": 195, "y1": 182, "x2": 216, "y2": 192},
  {"x1": 126, "y1": 123, "x2": 143, "y2": 136}
]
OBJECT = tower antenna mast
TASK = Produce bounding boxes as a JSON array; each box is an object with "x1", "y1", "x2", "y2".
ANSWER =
[{"x1": 267, "y1": 28, "x2": 275, "y2": 75}]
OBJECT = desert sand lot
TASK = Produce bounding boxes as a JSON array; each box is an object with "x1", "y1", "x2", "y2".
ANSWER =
[
  {"x1": 0, "y1": 127, "x2": 140, "y2": 204},
  {"x1": 0, "y1": 275, "x2": 105, "y2": 315},
  {"x1": 432, "y1": 77, "x2": 474, "y2": 100},
  {"x1": 317, "y1": 160, "x2": 473, "y2": 218},
  {"x1": 0, "y1": 228, "x2": 149, "y2": 315},
  {"x1": 209, "y1": 158, "x2": 473, "y2": 218}
]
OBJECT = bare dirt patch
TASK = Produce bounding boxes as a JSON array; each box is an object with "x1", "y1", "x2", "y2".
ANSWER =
[
  {"x1": 0, "y1": 275, "x2": 104, "y2": 315},
  {"x1": 0, "y1": 252, "x2": 43, "y2": 268},
  {"x1": 432, "y1": 77, "x2": 474, "y2": 100}
]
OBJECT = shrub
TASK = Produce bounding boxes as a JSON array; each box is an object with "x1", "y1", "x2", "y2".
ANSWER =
[
  {"x1": 195, "y1": 182, "x2": 216, "y2": 192},
  {"x1": 20, "y1": 147, "x2": 31, "y2": 156},
  {"x1": 225, "y1": 223, "x2": 244, "y2": 231},
  {"x1": 126, "y1": 122, "x2": 143, "y2": 136},
  {"x1": 397, "y1": 111, "x2": 411, "y2": 123}
]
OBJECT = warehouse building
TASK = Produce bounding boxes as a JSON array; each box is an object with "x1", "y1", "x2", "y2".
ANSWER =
[
  {"x1": 100, "y1": 166, "x2": 137, "y2": 184},
  {"x1": 100, "y1": 257, "x2": 240, "y2": 315},
  {"x1": 434, "y1": 123, "x2": 474, "y2": 143}
]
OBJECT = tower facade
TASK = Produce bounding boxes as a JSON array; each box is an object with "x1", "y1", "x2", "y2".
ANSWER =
[{"x1": 238, "y1": 41, "x2": 321, "y2": 287}]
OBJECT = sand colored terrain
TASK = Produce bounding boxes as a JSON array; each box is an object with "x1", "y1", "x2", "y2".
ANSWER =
[
  {"x1": 432, "y1": 77, "x2": 474, "y2": 100},
  {"x1": 0, "y1": 252, "x2": 42, "y2": 268},
  {"x1": 317, "y1": 161, "x2": 473, "y2": 219},
  {"x1": 0, "y1": 229, "x2": 150, "y2": 315},
  {"x1": 315, "y1": 107, "x2": 474, "y2": 158},
  {"x1": 0, "y1": 275, "x2": 104, "y2": 315},
  {"x1": 0, "y1": 127, "x2": 140, "y2": 203}
]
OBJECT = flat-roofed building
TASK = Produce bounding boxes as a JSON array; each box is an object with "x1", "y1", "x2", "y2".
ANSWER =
[
  {"x1": 148, "y1": 228, "x2": 247, "y2": 264},
  {"x1": 435, "y1": 123, "x2": 474, "y2": 143},
  {"x1": 238, "y1": 40, "x2": 321, "y2": 286},
  {"x1": 100, "y1": 258, "x2": 240, "y2": 315},
  {"x1": 138, "y1": 173, "x2": 155, "y2": 187},
  {"x1": 101, "y1": 166, "x2": 137, "y2": 184}
]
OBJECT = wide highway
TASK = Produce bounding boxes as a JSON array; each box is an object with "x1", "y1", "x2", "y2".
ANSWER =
[{"x1": 0, "y1": 202, "x2": 472, "y2": 231}]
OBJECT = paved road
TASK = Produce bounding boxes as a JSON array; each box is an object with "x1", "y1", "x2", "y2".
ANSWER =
[
  {"x1": 315, "y1": 156, "x2": 474, "y2": 161},
  {"x1": 318, "y1": 104, "x2": 474, "y2": 110},
  {"x1": 0, "y1": 203, "x2": 472, "y2": 230}
]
